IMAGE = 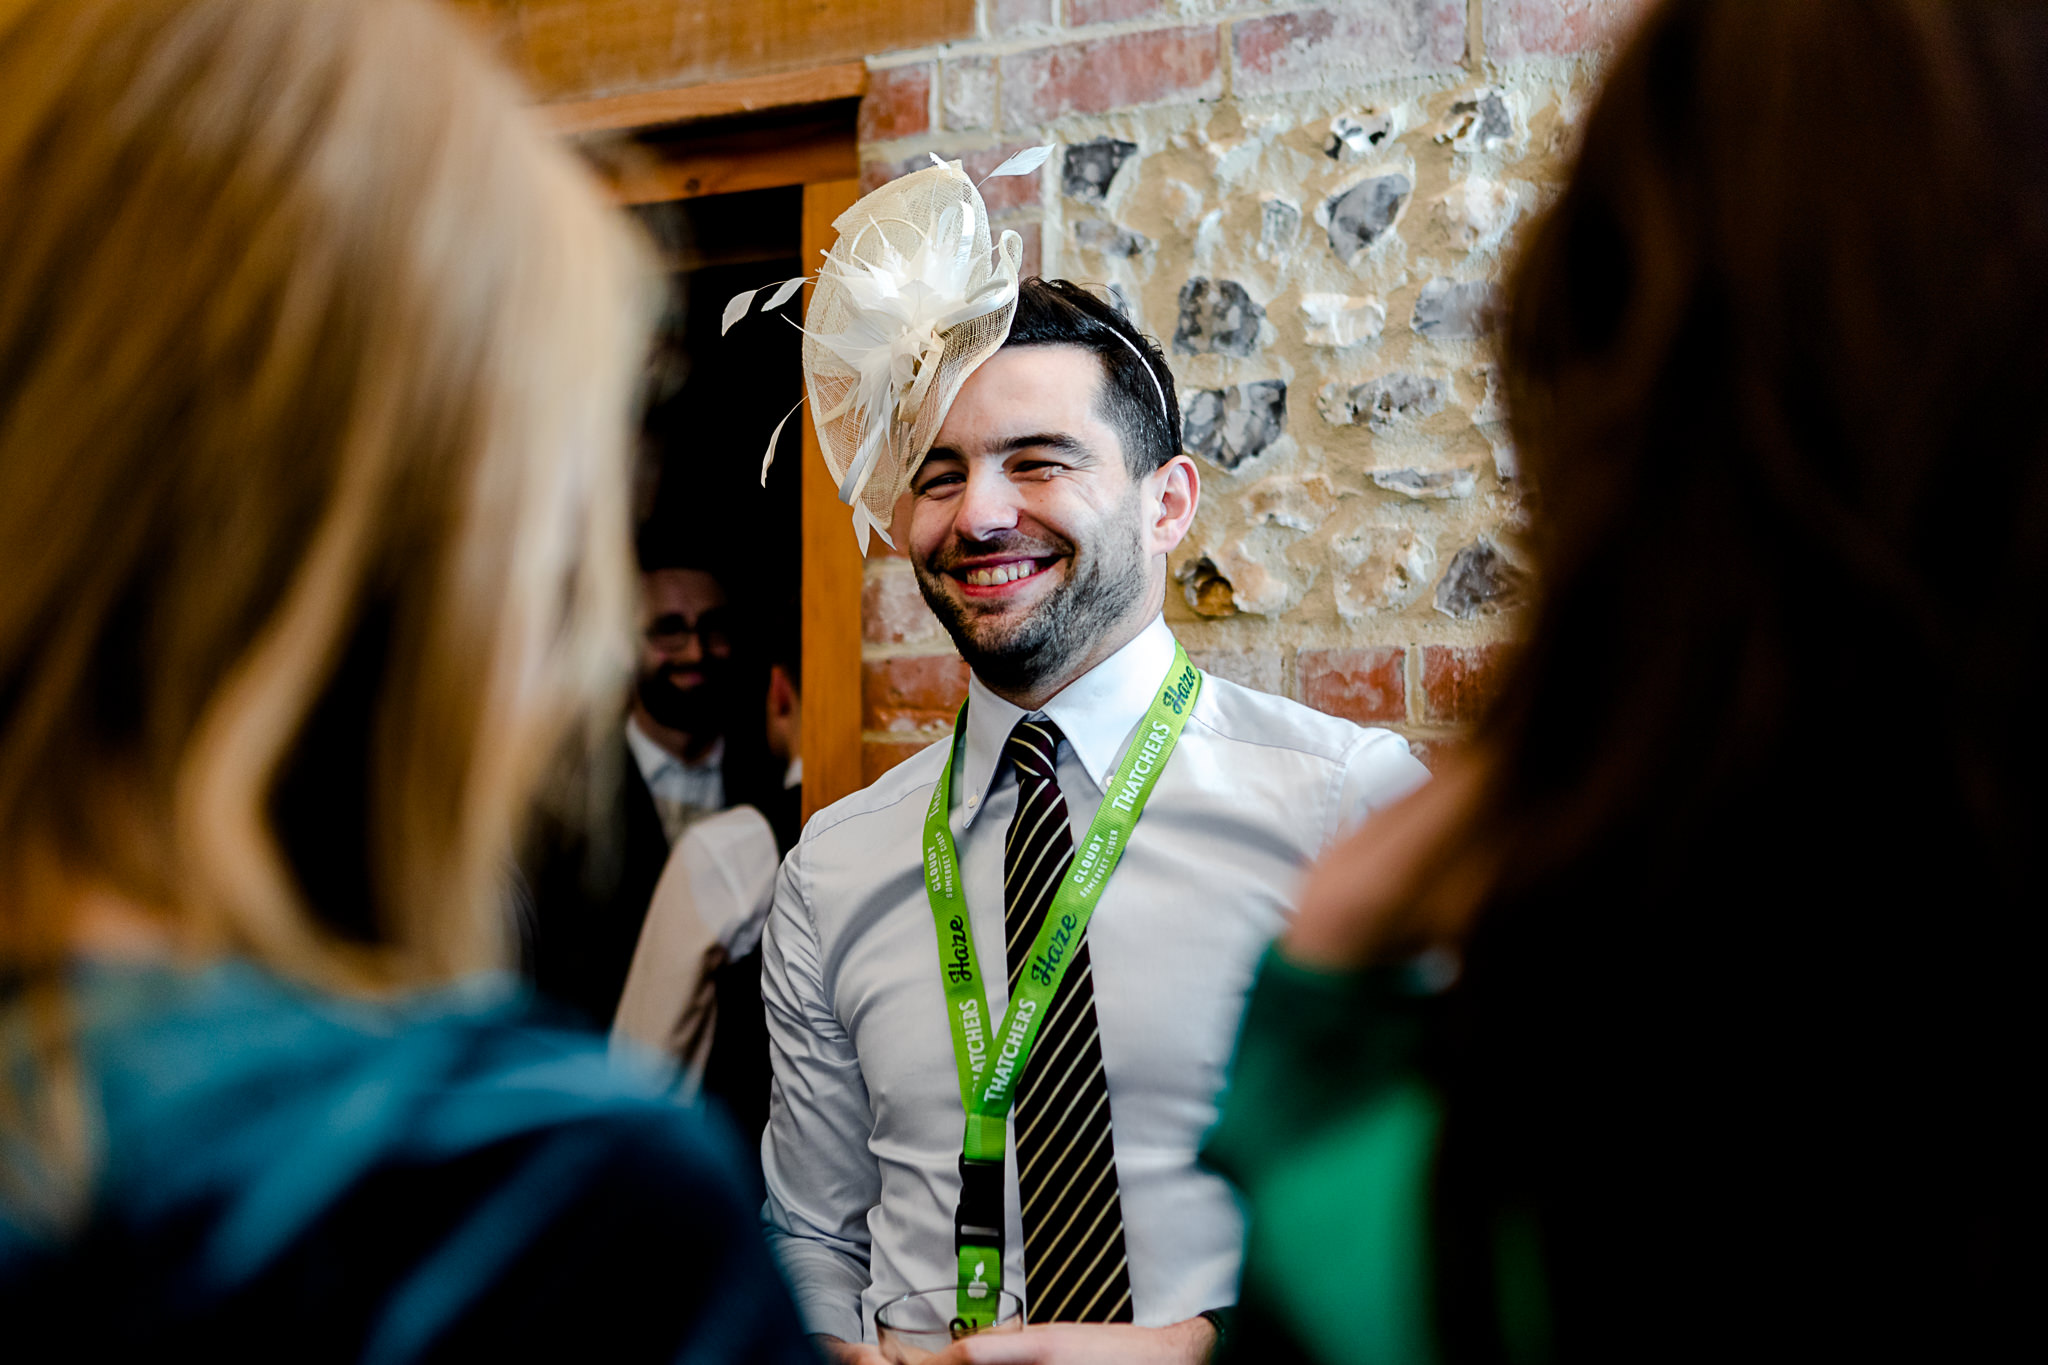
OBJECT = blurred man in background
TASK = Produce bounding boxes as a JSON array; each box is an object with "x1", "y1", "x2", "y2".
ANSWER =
[
  {"x1": 613, "y1": 602, "x2": 803, "y2": 1150},
  {"x1": 628, "y1": 552, "x2": 738, "y2": 841},
  {"x1": 523, "y1": 540, "x2": 740, "y2": 1031}
]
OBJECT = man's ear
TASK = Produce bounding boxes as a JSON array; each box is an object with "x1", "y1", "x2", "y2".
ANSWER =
[
  {"x1": 1144, "y1": 454, "x2": 1200, "y2": 557},
  {"x1": 768, "y1": 664, "x2": 799, "y2": 719}
]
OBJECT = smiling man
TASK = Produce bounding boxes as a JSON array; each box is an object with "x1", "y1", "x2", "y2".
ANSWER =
[
  {"x1": 760, "y1": 278, "x2": 1430, "y2": 1364},
  {"x1": 522, "y1": 544, "x2": 739, "y2": 1031}
]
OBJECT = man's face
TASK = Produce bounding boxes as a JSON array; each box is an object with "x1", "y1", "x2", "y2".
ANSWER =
[
  {"x1": 635, "y1": 568, "x2": 731, "y2": 739},
  {"x1": 909, "y1": 345, "x2": 1179, "y2": 698}
]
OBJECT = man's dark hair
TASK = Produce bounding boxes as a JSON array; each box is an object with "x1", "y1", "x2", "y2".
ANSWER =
[
  {"x1": 1003, "y1": 277, "x2": 1179, "y2": 477},
  {"x1": 633, "y1": 518, "x2": 730, "y2": 580}
]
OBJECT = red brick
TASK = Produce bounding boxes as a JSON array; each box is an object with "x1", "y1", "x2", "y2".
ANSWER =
[
  {"x1": 990, "y1": 0, "x2": 1056, "y2": 37},
  {"x1": 1486, "y1": 0, "x2": 1653, "y2": 59},
  {"x1": 859, "y1": 157, "x2": 900, "y2": 195},
  {"x1": 858, "y1": 63, "x2": 932, "y2": 145},
  {"x1": 1009, "y1": 218, "x2": 1043, "y2": 278},
  {"x1": 965, "y1": 145, "x2": 1046, "y2": 213},
  {"x1": 1404, "y1": 736, "x2": 1445, "y2": 770},
  {"x1": 863, "y1": 654, "x2": 971, "y2": 734},
  {"x1": 862, "y1": 567, "x2": 947, "y2": 646},
  {"x1": 1068, "y1": 0, "x2": 1163, "y2": 26},
  {"x1": 861, "y1": 144, "x2": 1042, "y2": 213},
  {"x1": 1000, "y1": 26, "x2": 1221, "y2": 131},
  {"x1": 864, "y1": 491, "x2": 914, "y2": 558},
  {"x1": 1233, "y1": 4, "x2": 1465, "y2": 96},
  {"x1": 1419, "y1": 644, "x2": 1511, "y2": 724},
  {"x1": 1300, "y1": 647, "x2": 1407, "y2": 724},
  {"x1": 1187, "y1": 648, "x2": 1284, "y2": 696},
  {"x1": 864, "y1": 739, "x2": 935, "y2": 785},
  {"x1": 860, "y1": 153, "x2": 932, "y2": 196}
]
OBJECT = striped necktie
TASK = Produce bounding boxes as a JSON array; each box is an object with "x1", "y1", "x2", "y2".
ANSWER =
[{"x1": 1002, "y1": 717, "x2": 1134, "y2": 1324}]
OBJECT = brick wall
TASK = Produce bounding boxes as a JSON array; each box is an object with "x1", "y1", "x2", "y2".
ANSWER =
[{"x1": 852, "y1": 0, "x2": 1649, "y2": 777}]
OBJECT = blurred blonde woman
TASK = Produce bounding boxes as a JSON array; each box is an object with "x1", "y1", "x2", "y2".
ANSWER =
[{"x1": 0, "y1": 1, "x2": 811, "y2": 1357}]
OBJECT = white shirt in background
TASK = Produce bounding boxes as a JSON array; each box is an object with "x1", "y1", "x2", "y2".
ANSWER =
[
  {"x1": 612, "y1": 805, "x2": 781, "y2": 1088},
  {"x1": 624, "y1": 716, "x2": 725, "y2": 844},
  {"x1": 760, "y1": 615, "x2": 1430, "y2": 1342}
]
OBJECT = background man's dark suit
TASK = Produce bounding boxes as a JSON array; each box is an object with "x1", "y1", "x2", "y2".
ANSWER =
[
  {"x1": 519, "y1": 735, "x2": 671, "y2": 1032},
  {"x1": 518, "y1": 731, "x2": 793, "y2": 1152}
]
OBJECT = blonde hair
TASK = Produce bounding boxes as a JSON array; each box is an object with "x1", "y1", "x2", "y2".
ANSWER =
[{"x1": 0, "y1": 0, "x2": 651, "y2": 1078}]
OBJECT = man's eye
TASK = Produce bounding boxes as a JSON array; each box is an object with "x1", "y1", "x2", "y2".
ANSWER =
[{"x1": 916, "y1": 473, "x2": 964, "y2": 494}]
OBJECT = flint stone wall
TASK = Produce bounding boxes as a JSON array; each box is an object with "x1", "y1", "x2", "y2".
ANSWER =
[{"x1": 855, "y1": 0, "x2": 1650, "y2": 778}]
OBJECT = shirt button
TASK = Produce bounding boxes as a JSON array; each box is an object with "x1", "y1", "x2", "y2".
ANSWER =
[{"x1": 966, "y1": 794, "x2": 979, "y2": 808}]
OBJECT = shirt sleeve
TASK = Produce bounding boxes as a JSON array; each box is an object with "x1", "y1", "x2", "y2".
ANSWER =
[
  {"x1": 1327, "y1": 728, "x2": 1432, "y2": 846},
  {"x1": 759, "y1": 839, "x2": 879, "y2": 1342}
]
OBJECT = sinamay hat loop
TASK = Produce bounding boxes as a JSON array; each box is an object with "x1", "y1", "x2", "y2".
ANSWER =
[{"x1": 729, "y1": 150, "x2": 1051, "y2": 552}]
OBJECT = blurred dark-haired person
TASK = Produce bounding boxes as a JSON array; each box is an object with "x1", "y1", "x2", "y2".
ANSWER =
[
  {"x1": 523, "y1": 543, "x2": 743, "y2": 1031},
  {"x1": 612, "y1": 600, "x2": 802, "y2": 1150},
  {"x1": 630, "y1": 554, "x2": 740, "y2": 840},
  {"x1": 761, "y1": 275, "x2": 1428, "y2": 1362},
  {"x1": 0, "y1": 0, "x2": 812, "y2": 1358},
  {"x1": 1205, "y1": 1, "x2": 2037, "y2": 1361}
]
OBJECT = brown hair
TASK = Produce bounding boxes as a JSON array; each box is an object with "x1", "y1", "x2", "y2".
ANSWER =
[
  {"x1": 0, "y1": 0, "x2": 652, "y2": 1195},
  {"x1": 1427, "y1": 0, "x2": 2039, "y2": 1356}
]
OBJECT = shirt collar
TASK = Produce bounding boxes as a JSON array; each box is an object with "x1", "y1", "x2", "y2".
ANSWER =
[
  {"x1": 956, "y1": 614, "x2": 1177, "y2": 829},
  {"x1": 624, "y1": 715, "x2": 720, "y2": 785}
]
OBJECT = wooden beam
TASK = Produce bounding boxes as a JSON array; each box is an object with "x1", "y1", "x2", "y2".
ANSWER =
[
  {"x1": 543, "y1": 62, "x2": 869, "y2": 137},
  {"x1": 800, "y1": 178, "x2": 866, "y2": 823},
  {"x1": 464, "y1": 0, "x2": 972, "y2": 105},
  {"x1": 601, "y1": 118, "x2": 856, "y2": 205}
]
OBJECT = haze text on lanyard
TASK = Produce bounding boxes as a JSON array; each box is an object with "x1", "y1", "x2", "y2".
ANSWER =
[{"x1": 921, "y1": 642, "x2": 1201, "y2": 1329}]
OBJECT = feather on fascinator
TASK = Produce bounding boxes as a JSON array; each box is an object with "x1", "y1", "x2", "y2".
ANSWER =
[{"x1": 726, "y1": 149, "x2": 1050, "y2": 552}]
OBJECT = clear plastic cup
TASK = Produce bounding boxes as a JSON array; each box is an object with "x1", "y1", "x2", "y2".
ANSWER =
[{"x1": 874, "y1": 1287, "x2": 1024, "y2": 1363}]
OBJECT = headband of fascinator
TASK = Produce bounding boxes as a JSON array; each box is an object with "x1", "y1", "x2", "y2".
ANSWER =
[{"x1": 725, "y1": 148, "x2": 1051, "y2": 552}]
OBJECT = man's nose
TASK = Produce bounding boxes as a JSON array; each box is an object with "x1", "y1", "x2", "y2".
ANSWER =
[
  {"x1": 652, "y1": 630, "x2": 703, "y2": 666},
  {"x1": 954, "y1": 463, "x2": 1022, "y2": 543}
]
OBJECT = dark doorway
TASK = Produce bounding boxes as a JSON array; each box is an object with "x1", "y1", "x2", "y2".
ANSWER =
[
  {"x1": 632, "y1": 183, "x2": 803, "y2": 607},
  {"x1": 630, "y1": 184, "x2": 803, "y2": 843}
]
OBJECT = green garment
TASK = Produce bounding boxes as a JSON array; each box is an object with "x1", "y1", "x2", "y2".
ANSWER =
[{"x1": 1202, "y1": 950, "x2": 1444, "y2": 1365}]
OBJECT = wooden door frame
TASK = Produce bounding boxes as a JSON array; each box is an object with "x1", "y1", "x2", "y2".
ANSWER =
[
  {"x1": 557, "y1": 71, "x2": 867, "y2": 823},
  {"x1": 543, "y1": 62, "x2": 868, "y2": 136},
  {"x1": 797, "y1": 179, "x2": 866, "y2": 824}
]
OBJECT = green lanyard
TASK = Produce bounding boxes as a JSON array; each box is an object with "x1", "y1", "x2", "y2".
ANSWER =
[{"x1": 921, "y1": 643, "x2": 1202, "y2": 1330}]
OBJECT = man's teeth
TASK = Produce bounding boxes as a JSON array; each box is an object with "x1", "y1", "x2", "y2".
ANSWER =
[{"x1": 963, "y1": 561, "x2": 1038, "y2": 587}]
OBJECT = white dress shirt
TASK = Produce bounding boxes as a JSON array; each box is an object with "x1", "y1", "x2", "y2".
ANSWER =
[
  {"x1": 612, "y1": 804, "x2": 781, "y2": 1086},
  {"x1": 624, "y1": 716, "x2": 725, "y2": 845},
  {"x1": 760, "y1": 616, "x2": 1429, "y2": 1342}
]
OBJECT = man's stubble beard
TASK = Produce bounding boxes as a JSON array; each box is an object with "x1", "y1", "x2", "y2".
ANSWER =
[
  {"x1": 913, "y1": 496, "x2": 1150, "y2": 699},
  {"x1": 635, "y1": 659, "x2": 729, "y2": 741}
]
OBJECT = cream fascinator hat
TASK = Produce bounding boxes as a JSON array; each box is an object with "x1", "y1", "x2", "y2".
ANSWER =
[{"x1": 726, "y1": 148, "x2": 1052, "y2": 552}]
